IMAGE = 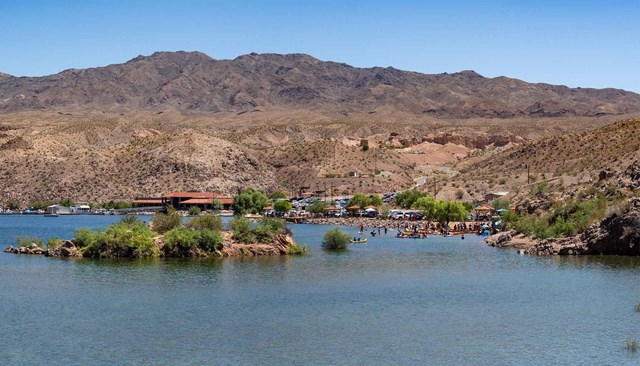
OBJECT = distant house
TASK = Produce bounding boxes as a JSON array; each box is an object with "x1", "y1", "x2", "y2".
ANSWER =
[
  {"x1": 162, "y1": 191, "x2": 233, "y2": 210},
  {"x1": 46, "y1": 205, "x2": 71, "y2": 215}
]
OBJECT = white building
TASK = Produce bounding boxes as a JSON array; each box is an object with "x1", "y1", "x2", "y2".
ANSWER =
[
  {"x1": 46, "y1": 205, "x2": 71, "y2": 215},
  {"x1": 70, "y1": 205, "x2": 91, "y2": 214}
]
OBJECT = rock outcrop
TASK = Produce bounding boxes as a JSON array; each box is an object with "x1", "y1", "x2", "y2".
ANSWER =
[
  {"x1": 4, "y1": 243, "x2": 44, "y2": 255},
  {"x1": 45, "y1": 240, "x2": 82, "y2": 257},
  {"x1": 522, "y1": 198, "x2": 640, "y2": 255}
]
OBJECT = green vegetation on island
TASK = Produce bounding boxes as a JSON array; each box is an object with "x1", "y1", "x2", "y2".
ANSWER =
[
  {"x1": 321, "y1": 228, "x2": 351, "y2": 251},
  {"x1": 10, "y1": 212, "x2": 306, "y2": 259}
]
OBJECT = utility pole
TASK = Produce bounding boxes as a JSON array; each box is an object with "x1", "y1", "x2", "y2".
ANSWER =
[
  {"x1": 330, "y1": 183, "x2": 333, "y2": 203},
  {"x1": 434, "y1": 177, "x2": 438, "y2": 198}
]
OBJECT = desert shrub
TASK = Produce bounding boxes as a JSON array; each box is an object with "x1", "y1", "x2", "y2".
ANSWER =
[
  {"x1": 73, "y1": 228, "x2": 95, "y2": 248},
  {"x1": 532, "y1": 219, "x2": 551, "y2": 239},
  {"x1": 529, "y1": 181, "x2": 550, "y2": 197},
  {"x1": 210, "y1": 199, "x2": 223, "y2": 211},
  {"x1": 164, "y1": 227, "x2": 200, "y2": 251},
  {"x1": 230, "y1": 217, "x2": 255, "y2": 243},
  {"x1": 550, "y1": 218, "x2": 576, "y2": 237},
  {"x1": 187, "y1": 214, "x2": 223, "y2": 231},
  {"x1": 120, "y1": 214, "x2": 139, "y2": 225},
  {"x1": 164, "y1": 227, "x2": 222, "y2": 252},
  {"x1": 512, "y1": 216, "x2": 536, "y2": 237},
  {"x1": 500, "y1": 210, "x2": 519, "y2": 230},
  {"x1": 321, "y1": 228, "x2": 351, "y2": 251},
  {"x1": 287, "y1": 242, "x2": 310, "y2": 255},
  {"x1": 152, "y1": 208, "x2": 182, "y2": 234},
  {"x1": 188, "y1": 206, "x2": 202, "y2": 216},
  {"x1": 46, "y1": 237, "x2": 63, "y2": 249},
  {"x1": 197, "y1": 229, "x2": 223, "y2": 252},
  {"x1": 254, "y1": 217, "x2": 287, "y2": 243},
  {"x1": 16, "y1": 236, "x2": 43, "y2": 247},
  {"x1": 82, "y1": 222, "x2": 158, "y2": 258}
]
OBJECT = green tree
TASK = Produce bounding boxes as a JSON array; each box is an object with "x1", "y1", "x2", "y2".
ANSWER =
[
  {"x1": 434, "y1": 200, "x2": 468, "y2": 227},
  {"x1": 347, "y1": 193, "x2": 382, "y2": 209},
  {"x1": 321, "y1": 228, "x2": 351, "y2": 251},
  {"x1": 232, "y1": 188, "x2": 269, "y2": 215},
  {"x1": 394, "y1": 190, "x2": 428, "y2": 209},
  {"x1": 268, "y1": 191, "x2": 287, "y2": 200},
  {"x1": 413, "y1": 196, "x2": 438, "y2": 223},
  {"x1": 308, "y1": 200, "x2": 328, "y2": 215},
  {"x1": 368, "y1": 194, "x2": 383, "y2": 207},
  {"x1": 273, "y1": 200, "x2": 292, "y2": 214}
]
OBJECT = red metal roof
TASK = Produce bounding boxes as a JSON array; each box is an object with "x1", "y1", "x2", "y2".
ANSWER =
[
  {"x1": 133, "y1": 199, "x2": 163, "y2": 204},
  {"x1": 163, "y1": 192, "x2": 228, "y2": 198},
  {"x1": 323, "y1": 206, "x2": 341, "y2": 211},
  {"x1": 216, "y1": 198, "x2": 233, "y2": 205}
]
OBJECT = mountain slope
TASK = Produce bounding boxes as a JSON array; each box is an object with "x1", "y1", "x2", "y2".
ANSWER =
[
  {"x1": 1, "y1": 51, "x2": 639, "y2": 118},
  {"x1": 450, "y1": 118, "x2": 640, "y2": 200}
]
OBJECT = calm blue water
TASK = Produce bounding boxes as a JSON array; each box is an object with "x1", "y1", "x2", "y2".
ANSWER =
[{"x1": 1, "y1": 215, "x2": 639, "y2": 365}]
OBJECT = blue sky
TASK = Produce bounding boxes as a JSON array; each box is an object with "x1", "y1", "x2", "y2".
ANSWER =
[{"x1": 1, "y1": 0, "x2": 638, "y2": 92}]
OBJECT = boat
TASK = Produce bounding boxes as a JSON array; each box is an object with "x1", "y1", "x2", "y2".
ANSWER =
[
  {"x1": 44, "y1": 214, "x2": 59, "y2": 217},
  {"x1": 396, "y1": 232, "x2": 425, "y2": 239},
  {"x1": 350, "y1": 238, "x2": 368, "y2": 243}
]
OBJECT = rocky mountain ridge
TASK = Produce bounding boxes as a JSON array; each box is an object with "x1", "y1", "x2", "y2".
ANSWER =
[{"x1": 1, "y1": 51, "x2": 639, "y2": 118}]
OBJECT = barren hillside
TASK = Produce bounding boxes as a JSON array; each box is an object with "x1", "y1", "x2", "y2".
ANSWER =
[
  {"x1": 2, "y1": 51, "x2": 639, "y2": 117},
  {"x1": 1, "y1": 51, "x2": 639, "y2": 203}
]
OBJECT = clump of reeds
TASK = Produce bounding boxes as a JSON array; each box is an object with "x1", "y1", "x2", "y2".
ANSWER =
[{"x1": 625, "y1": 336, "x2": 638, "y2": 352}]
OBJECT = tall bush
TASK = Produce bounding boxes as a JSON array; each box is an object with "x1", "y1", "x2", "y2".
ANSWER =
[{"x1": 321, "y1": 228, "x2": 350, "y2": 251}]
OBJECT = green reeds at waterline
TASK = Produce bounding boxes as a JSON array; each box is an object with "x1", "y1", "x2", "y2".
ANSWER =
[{"x1": 625, "y1": 336, "x2": 638, "y2": 352}]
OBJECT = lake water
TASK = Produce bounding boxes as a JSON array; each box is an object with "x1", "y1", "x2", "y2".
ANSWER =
[{"x1": 1, "y1": 215, "x2": 639, "y2": 365}]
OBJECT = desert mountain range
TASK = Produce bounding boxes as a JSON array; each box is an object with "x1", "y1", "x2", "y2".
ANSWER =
[
  {"x1": 2, "y1": 51, "x2": 640, "y2": 117},
  {"x1": 0, "y1": 51, "x2": 639, "y2": 203}
]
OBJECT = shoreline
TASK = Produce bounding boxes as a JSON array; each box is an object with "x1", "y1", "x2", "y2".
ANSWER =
[{"x1": 4, "y1": 232, "x2": 301, "y2": 258}]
